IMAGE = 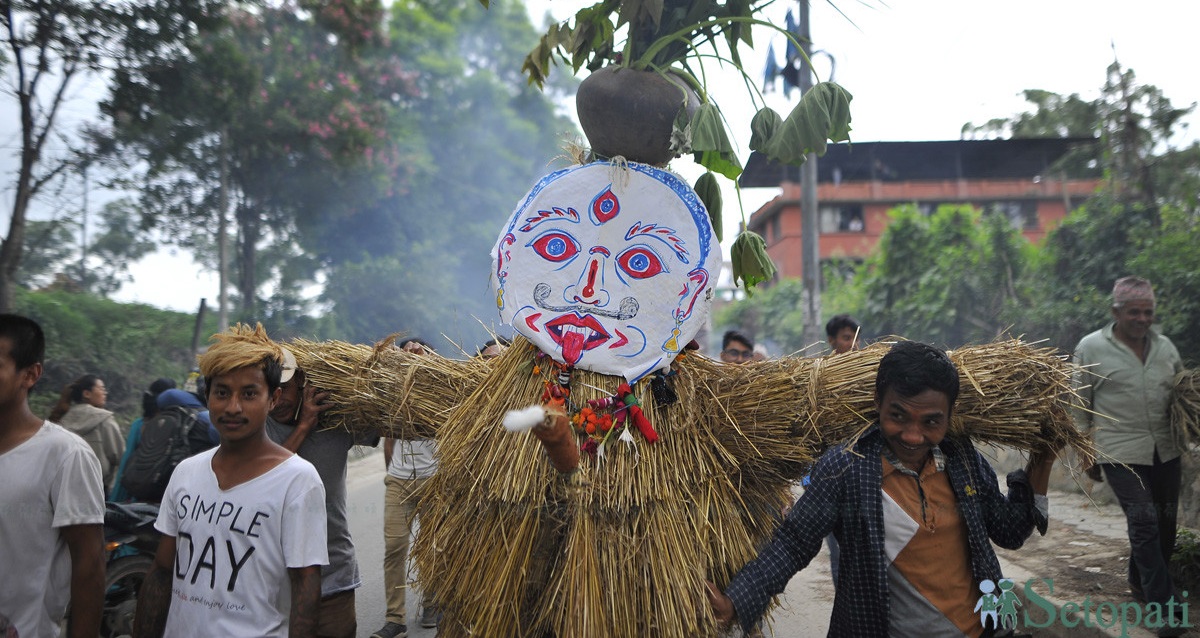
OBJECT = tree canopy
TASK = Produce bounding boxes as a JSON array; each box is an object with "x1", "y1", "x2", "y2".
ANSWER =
[
  {"x1": 718, "y1": 62, "x2": 1200, "y2": 365},
  {"x1": 79, "y1": 0, "x2": 577, "y2": 346}
]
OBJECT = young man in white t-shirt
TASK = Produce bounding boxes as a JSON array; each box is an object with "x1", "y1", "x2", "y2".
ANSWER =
[
  {"x1": 134, "y1": 323, "x2": 328, "y2": 638},
  {"x1": 0, "y1": 314, "x2": 105, "y2": 638}
]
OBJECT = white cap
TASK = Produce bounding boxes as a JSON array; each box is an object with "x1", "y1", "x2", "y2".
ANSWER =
[{"x1": 280, "y1": 347, "x2": 298, "y2": 383}]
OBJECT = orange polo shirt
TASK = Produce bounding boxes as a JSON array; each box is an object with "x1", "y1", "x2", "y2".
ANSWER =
[{"x1": 882, "y1": 455, "x2": 981, "y2": 637}]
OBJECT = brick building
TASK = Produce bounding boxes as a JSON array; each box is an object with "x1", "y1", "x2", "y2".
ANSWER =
[{"x1": 740, "y1": 138, "x2": 1102, "y2": 282}]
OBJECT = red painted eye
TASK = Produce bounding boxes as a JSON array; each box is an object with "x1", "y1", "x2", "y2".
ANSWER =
[
  {"x1": 616, "y1": 247, "x2": 665, "y2": 279},
  {"x1": 591, "y1": 187, "x2": 619, "y2": 223},
  {"x1": 530, "y1": 232, "x2": 579, "y2": 263}
]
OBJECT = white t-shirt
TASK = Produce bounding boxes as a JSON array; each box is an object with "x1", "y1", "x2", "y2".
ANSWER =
[
  {"x1": 0, "y1": 421, "x2": 104, "y2": 638},
  {"x1": 386, "y1": 438, "x2": 438, "y2": 480},
  {"x1": 155, "y1": 449, "x2": 328, "y2": 637}
]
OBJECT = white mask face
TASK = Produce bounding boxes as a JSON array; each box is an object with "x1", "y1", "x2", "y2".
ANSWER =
[{"x1": 492, "y1": 162, "x2": 722, "y2": 381}]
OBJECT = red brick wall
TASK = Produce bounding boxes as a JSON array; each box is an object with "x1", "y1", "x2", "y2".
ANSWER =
[{"x1": 748, "y1": 177, "x2": 1101, "y2": 280}]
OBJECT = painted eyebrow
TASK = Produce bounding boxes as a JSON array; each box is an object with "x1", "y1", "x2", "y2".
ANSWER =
[
  {"x1": 624, "y1": 221, "x2": 689, "y2": 263},
  {"x1": 519, "y1": 206, "x2": 580, "y2": 233}
]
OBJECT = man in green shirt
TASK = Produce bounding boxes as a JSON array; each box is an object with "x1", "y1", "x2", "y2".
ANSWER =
[{"x1": 1073, "y1": 276, "x2": 1185, "y2": 636}]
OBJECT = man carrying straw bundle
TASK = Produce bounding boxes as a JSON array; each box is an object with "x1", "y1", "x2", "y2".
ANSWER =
[
  {"x1": 708, "y1": 341, "x2": 1058, "y2": 637},
  {"x1": 1073, "y1": 276, "x2": 1187, "y2": 637}
]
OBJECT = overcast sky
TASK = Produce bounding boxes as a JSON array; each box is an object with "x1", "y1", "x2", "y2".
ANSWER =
[{"x1": 8, "y1": 0, "x2": 1197, "y2": 313}]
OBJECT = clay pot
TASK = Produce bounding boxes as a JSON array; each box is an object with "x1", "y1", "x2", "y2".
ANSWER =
[{"x1": 575, "y1": 66, "x2": 701, "y2": 166}]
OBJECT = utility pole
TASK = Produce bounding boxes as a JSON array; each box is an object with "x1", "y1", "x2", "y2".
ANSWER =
[{"x1": 797, "y1": 0, "x2": 823, "y2": 348}]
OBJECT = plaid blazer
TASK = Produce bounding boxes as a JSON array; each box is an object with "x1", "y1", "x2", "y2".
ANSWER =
[{"x1": 725, "y1": 425, "x2": 1044, "y2": 637}]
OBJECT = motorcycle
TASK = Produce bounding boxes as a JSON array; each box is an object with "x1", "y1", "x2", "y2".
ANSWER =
[{"x1": 101, "y1": 501, "x2": 160, "y2": 638}]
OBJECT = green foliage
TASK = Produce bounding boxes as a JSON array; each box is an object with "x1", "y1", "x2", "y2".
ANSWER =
[
  {"x1": 973, "y1": 61, "x2": 1197, "y2": 358},
  {"x1": 729, "y1": 230, "x2": 776, "y2": 293},
  {"x1": 962, "y1": 89, "x2": 1101, "y2": 179},
  {"x1": 519, "y1": 0, "x2": 853, "y2": 184},
  {"x1": 94, "y1": 0, "x2": 570, "y2": 348},
  {"x1": 693, "y1": 172, "x2": 723, "y2": 242},
  {"x1": 103, "y1": 0, "x2": 416, "y2": 315},
  {"x1": 821, "y1": 259, "x2": 866, "y2": 333},
  {"x1": 715, "y1": 260, "x2": 868, "y2": 355},
  {"x1": 760, "y1": 82, "x2": 855, "y2": 164},
  {"x1": 522, "y1": 0, "x2": 762, "y2": 84},
  {"x1": 1171, "y1": 527, "x2": 1200, "y2": 595},
  {"x1": 1128, "y1": 205, "x2": 1200, "y2": 366},
  {"x1": 314, "y1": 0, "x2": 574, "y2": 348},
  {"x1": 78, "y1": 199, "x2": 159, "y2": 295},
  {"x1": 17, "y1": 220, "x2": 77, "y2": 290},
  {"x1": 720, "y1": 64, "x2": 1200, "y2": 361},
  {"x1": 714, "y1": 278, "x2": 808, "y2": 355},
  {"x1": 858, "y1": 204, "x2": 1027, "y2": 347},
  {"x1": 1012, "y1": 193, "x2": 1152, "y2": 353},
  {"x1": 14, "y1": 288, "x2": 214, "y2": 424},
  {"x1": 0, "y1": 0, "x2": 149, "y2": 311}
]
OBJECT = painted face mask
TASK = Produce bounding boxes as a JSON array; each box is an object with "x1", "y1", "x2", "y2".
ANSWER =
[{"x1": 492, "y1": 161, "x2": 722, "y2": 381}]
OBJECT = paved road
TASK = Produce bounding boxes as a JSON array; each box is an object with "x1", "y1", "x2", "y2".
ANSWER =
[{"x1": 344, "y1": 450, "x2": 1191, "y2": 637}]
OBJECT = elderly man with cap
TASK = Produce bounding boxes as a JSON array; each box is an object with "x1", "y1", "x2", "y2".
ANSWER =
[{"x1": 1073, "y1": 276, "x2": 1186, "y2": 636}]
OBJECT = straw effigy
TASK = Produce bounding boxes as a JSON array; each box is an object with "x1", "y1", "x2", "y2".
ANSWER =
[
  {"x1": 1170, "y1": 368, "x2": 1200, "y2": 446},
  {"x1": 286, "y1": 335, "x2": 1090, "y2": 637}
]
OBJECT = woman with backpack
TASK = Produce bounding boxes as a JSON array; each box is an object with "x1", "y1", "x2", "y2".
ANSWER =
[
  {"x1": 119, "y1": 388, "x2": 215, "y2": 502},
  {"x1": 49, "y1": 374, "x2": 125, "y2": 494},
  {"x1": 110, "y1": 377, "x2": 177, "y2": 502}
]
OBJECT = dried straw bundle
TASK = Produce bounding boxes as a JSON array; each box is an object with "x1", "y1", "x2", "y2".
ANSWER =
[
  {"x1": 949, "y1": 339, "x2": 1087, "y2": 455},
  {"x1": 292, "y1": 334, "x2": 1085, "y2": 637},
  {"x1": 801, "y1": 338, "x2": 1090, "y2": 458},
  {"x1": 287, "y1": 336, "x2": 486, "y2": 437},
  {"x1": 1171, "y1": 369, "x2": 1200, "y2": 446},
  {"x1": 414, "y1": 342, "x2": 798, "y2": 638}
]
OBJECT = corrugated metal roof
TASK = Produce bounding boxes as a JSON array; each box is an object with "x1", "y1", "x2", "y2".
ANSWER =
[{"x1": 739, "y1": 138, "x2": 1099, "y2": 188}]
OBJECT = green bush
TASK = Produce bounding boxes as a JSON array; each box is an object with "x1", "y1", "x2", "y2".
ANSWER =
[
  {"x1": 1172, "y1": 527, "x2": 1200, "y2": 595},
  {"x1": 14, "y1": 288, "x2": 216, "y2": 426}
]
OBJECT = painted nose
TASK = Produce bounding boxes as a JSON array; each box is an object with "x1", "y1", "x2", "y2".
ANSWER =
[{"x1": 568, "y1": 255, "x2": 611, "y2": 306}]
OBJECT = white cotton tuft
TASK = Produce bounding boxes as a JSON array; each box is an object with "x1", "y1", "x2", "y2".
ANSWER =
[{"x1": 503, "y1": 405, "x2": 546, "y2": 432}]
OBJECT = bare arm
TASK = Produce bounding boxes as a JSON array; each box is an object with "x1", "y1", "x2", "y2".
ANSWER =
[
  {"x1": 279, "y1": 386, "x2": 333, "y2": 453},
  {"x1": 287, "y1": 565, "x2": 323, "y2": 638},
  {"x1": 61, "y1": 523, "x2": 104, "y2": 638},
  {"x1": 133, "y1": 535, "x2": 177, "y2": 638},
  {"x1": 1026, "y1": 446, "x2": 1060, "y2": 495},
  {"x1": 383, "y1": 437, "x2": 394, "y2": 468}
]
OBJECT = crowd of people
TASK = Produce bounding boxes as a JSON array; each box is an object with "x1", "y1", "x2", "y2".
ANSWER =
[{"x1": 0, "y1": 273, "x2": 1191, "y2": 637}]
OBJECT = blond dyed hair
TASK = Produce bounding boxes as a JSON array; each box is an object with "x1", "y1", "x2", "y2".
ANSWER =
[{"x1": 197, "y1": 323, "x2": 286, "y2": 391}]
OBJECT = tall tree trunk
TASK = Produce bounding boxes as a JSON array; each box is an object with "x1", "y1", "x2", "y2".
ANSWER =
[
  {"x1": 0, "y1": 60, "x2": 45, "y2": 313},
  {"x1": 218, "y1": 129, "x2": 230, "y2": 331},
  {"x1": 0, "y1": 178, "x2": 34, "y2": 313},
  {"x1": 237, "y1": 203, "x2": 258, "y2": 317}
]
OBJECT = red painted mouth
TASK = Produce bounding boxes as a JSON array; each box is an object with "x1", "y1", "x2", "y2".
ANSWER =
[{"x1": 545, "y1": 313, "x2": 611, "y2": 365}]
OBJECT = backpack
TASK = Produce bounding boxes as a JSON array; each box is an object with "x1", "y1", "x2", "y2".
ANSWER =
[{"x1": 121, "y1": 405, "x2": 209, "y2": 502}]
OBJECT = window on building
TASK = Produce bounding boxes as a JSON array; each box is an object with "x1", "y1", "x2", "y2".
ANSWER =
[
  {"x1": 818, "y1": 204, "x2": 865, "y2": 233},
  {"x1": 769, "y1": 213, "x2": 782, "y2": 243},
  {"x1": 985, "y1": 201, "x2": 1039, "y2": 230}
]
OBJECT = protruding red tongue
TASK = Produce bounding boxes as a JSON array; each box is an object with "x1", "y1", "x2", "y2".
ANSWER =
[{"x1": 561, "y1": 330, "x2": 586, "y2": 365}]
